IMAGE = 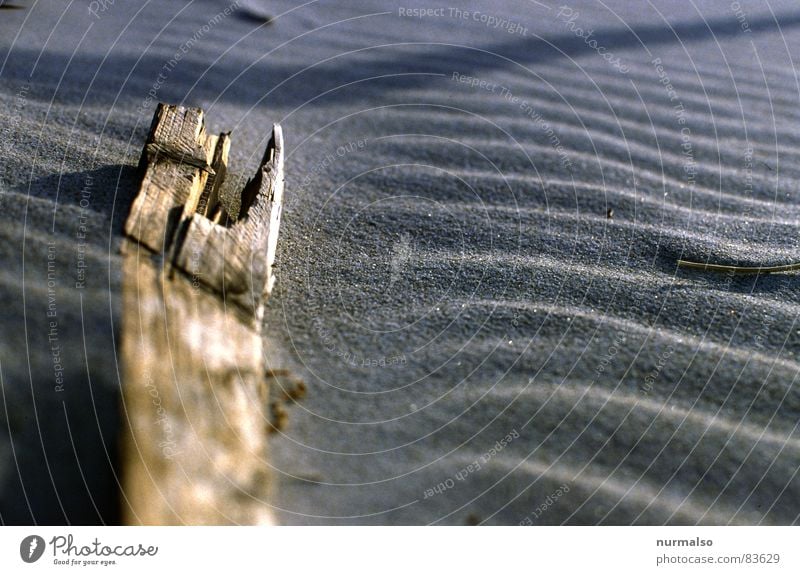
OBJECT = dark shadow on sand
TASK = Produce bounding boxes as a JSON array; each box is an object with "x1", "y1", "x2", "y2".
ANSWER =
[{"x1": 3, "y1": 9, "x2": 800, "y2": 112}]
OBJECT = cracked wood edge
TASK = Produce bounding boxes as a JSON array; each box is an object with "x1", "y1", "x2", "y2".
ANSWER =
[{"x1": 120, "y1": 103, "x2": 283, "y2": 525}]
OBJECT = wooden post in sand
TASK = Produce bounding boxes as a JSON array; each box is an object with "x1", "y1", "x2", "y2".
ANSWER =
[{"x1": 119, "y1": 104, "x2": 284, "y2": 525}]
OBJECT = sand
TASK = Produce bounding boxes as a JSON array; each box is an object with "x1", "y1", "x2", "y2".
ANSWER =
[{"x1": 1, "y1": 0, "x2": 799, "y2": 525}]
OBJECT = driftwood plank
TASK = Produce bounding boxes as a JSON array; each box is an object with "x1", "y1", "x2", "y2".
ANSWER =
[{"x1": 120, "y1": 103, "x2": 284, "y2": 525}]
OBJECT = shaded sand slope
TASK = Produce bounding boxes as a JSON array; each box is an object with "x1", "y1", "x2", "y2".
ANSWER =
[{"x1": 1, "y1": 0, "x2": 799, "y2": 524}]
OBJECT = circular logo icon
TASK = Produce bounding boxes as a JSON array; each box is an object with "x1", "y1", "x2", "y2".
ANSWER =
[{"x1": 20, "y1": 535, "x2": 46, "y2": 563}]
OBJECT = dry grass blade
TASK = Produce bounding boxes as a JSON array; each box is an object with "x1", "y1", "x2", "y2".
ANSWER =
[{"x1": 677, "y1": 259, "x2": 800, "y2": 275}]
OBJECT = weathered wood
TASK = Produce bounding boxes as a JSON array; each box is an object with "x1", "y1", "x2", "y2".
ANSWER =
[
  {"x1": 173, "y1": 128, "x2": 284, "y2": 323},
  {"x1": 120, "y1": 103, "x2": 284, "y2": 525}
]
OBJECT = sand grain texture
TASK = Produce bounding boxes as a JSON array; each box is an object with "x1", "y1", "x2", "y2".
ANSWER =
[{"x1": 1, "y1": 0, "x2": 799, "y2": 525}]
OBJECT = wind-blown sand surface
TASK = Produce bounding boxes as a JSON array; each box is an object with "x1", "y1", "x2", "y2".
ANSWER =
[{"x1": 1, "y1": 0, "x2": 800, "y2": 524}]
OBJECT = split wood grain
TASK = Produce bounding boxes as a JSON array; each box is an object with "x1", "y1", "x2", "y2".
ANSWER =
[{"x1": 120, "y1": 103, "x2": 284, "y2": 525}]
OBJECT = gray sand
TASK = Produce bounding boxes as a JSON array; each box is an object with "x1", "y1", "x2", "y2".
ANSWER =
[{"x1": 1, "y1": 0, "x2": 799, "y2": 524}]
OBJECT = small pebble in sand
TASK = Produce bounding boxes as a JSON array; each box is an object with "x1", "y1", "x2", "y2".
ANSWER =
[{"x1": 238, "y1": 0, "x2": 273, "y2": 24}]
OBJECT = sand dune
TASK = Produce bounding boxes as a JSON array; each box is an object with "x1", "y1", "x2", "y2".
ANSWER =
[{"x1": 1, "y1": 0, "x2": 800, "y2": 524}]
